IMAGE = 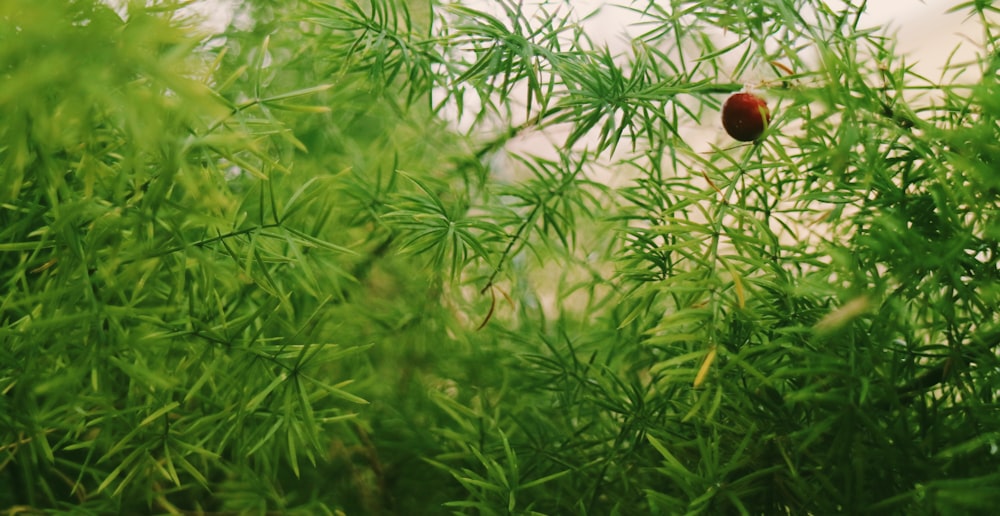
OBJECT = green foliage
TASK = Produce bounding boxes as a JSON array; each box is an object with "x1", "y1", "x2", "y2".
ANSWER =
[
  {"x1": 0, "y1": 0, "x2": 375, "y2": 512},
  {"x1": 2, "y1": 0, "x2": 1000, "y2": 514}
]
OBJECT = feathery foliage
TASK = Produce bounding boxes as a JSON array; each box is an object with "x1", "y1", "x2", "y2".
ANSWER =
[{"x1": 2, "y1": 0, "x2": 999, "y2": 514}]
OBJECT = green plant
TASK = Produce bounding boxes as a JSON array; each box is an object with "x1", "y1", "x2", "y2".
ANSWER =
[
  {"x1": 3, "y1": 0, "x2": 1000, "y2": 514},
  {"x1": 0, "y1": 0, "x2": 375, "y2": 512}
]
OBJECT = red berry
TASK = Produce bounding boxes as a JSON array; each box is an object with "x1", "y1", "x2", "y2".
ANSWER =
[{"x1": 722, "y1": 92, "x2": 771, "y2": 142}]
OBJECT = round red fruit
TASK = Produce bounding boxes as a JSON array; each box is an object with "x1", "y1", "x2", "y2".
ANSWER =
[{"x1": 722, "y1": 92, "x2": 770, "y2": 142}]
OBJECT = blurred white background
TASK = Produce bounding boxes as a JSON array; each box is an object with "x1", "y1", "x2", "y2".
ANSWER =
[
  {"x1": 154, "y1": 0, "x2": 985, "y2": 77},
  {"x1": 135, "y1": 0, "x2": 990, "y2": 154}
]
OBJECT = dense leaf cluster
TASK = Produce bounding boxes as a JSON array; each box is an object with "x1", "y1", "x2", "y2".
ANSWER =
[{"x1": 2, "y1": 0, "x2": 999, "y2": 514}]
